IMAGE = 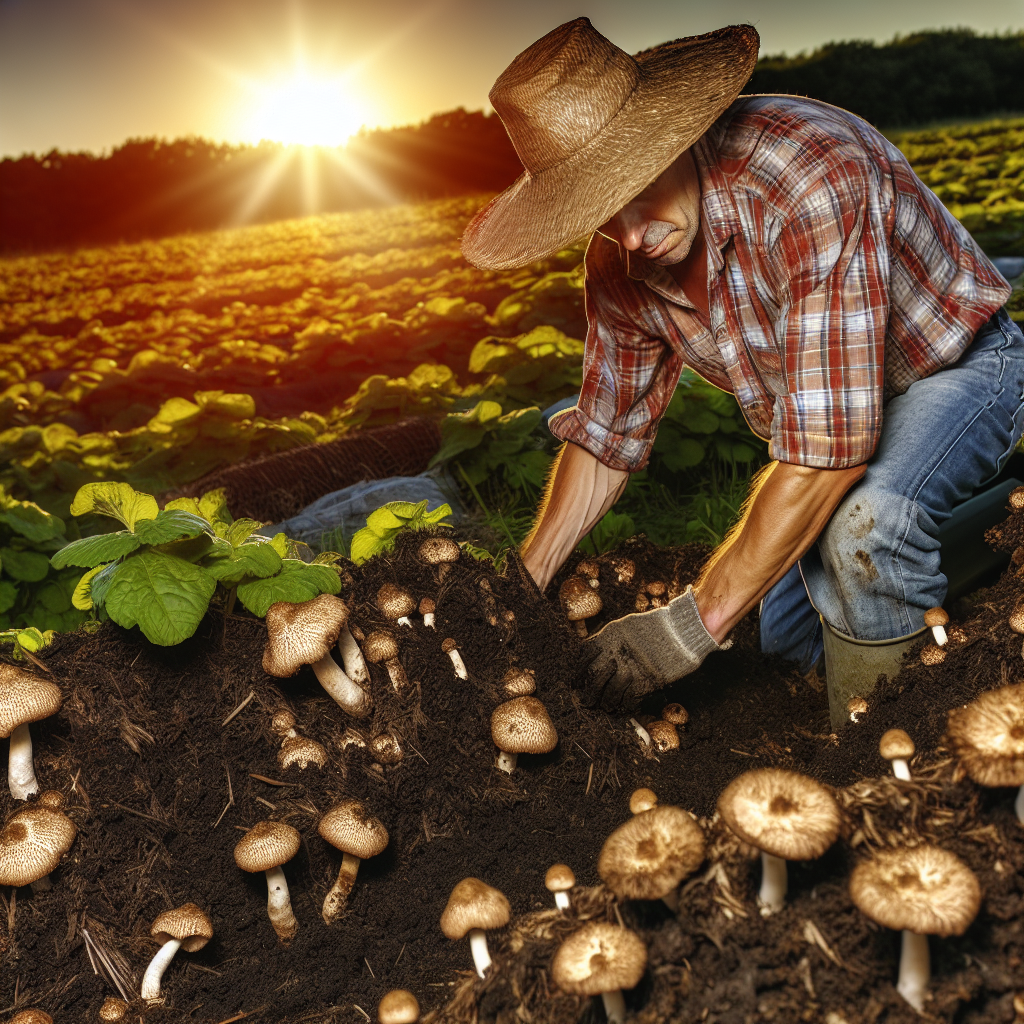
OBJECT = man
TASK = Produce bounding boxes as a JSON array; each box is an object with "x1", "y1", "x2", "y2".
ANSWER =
[{"x1": 461, "y1": 19, "x2": 1018, "y2": 711}]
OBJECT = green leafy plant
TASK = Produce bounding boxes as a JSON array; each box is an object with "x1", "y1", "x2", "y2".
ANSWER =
[
  {"x1": 348, "y1": 499, "x2": 453, "y2": 565},
  {"x1": 51, "y1": 482, "x2": 342, "y2": 645},
  {"x1": 0, "y1": 625, "x2": 56, "y2": 660}
]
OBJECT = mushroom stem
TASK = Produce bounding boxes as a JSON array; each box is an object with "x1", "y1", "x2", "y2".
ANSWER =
[
  {"x1": 8, "y1": 722, "x2": 39, "y2": 801},
  {"x1": 601, "y1": 989, "x2": 628, "y2": 1024},
  {"x1": 468, "y1": 927, "x2": 491, "y2": 978},
  {"x1": 264, "y1": 865, "x2": 298, "y2": 942},
  {"x1": 892, "y1": 758, "x2": 911, "y2": 782},
  {"x1": 423, "y1": 611, "x2": 435, "y2": 629},
  {"x1": 758, "y1": 852, "x2": 788, "y2": 913},
  {"x1": 384, "y1": 658, "x2": 408, "y2": 693},
  {"x1": 554, "y1": 891, "x2": 570, "y2": 910},
  {"x1": 140, "y1": 937, "x2": 182, "y2": 1003},
  {"x1": 337, "y1": 627, "x2": 369, "y2": 686},
  {"x1": 322, "y1": 851, "x2": 361, "y2": 924},
  {"x1": 897, "y1": 929, "x2": 930, "y2": 1013},
  {"x1": 496, "y1": 750, "x2": 517, "y2": 774},
  {"x1": 629, "y1": 718, "x2": 652, "y2": 748},
  {"x1": 397, "y1": 616, "x2": 413, "y2": 628},
  {"x1": 574, "y1": 621, "x2": 588, "y2": 638},
  {"x1": 1015, "y1": 783, "x2": 1024, "y2": 824},
  {"x1": 447, "y1": 649, "x2": 468, "y2": 680},
  {"x1": 930, "y1": 624, "x2": 947, "y2": 647},
  {"x1": 311, "y1": 654, "x2": 370, "y2": 718}
]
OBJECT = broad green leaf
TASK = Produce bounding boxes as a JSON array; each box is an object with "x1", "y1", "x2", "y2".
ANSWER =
[
  {"x1": 134, "y1": 509, "x2": 210, "y2": 545},
  {"x1": 0, "y1": 580, "x2": 16, "y2": 614},
  {"x1": 156, "y1": 533, "x2": 218, "y2": 564},
  {"x1": 660, "y1": 438, "x2": 707, "y2": 472},
  {"x1": 224, "y1": 518, "x2": 264, "y2": 547},
  {"x1": 236, "y1": 559, "x2": 341, "y2": 618},
  {"x1": 162, "y1": 496, "x2": 201, "y2": 515},
  {"x1": 421, "y1": 503, "x2": 453, "y2": 526},
  {"x1": 104, "y1": 551, "x2": 217, "y2": 646},
  {"x1": 70, "y1": 482, "x2": 159, "y2": 530},
  {"x1": 681, "y1": 408, "x2": 720, "y2": 434},
  {"x1": 204, "y1": 543, "x2": 282, "y2": 585},
  {"x1": 148, "y1": 396, "x2": 202, "y2": 430},
  {"x1": 89, "y1": 561, "x2": 120, "y2": 607},
  {"x1": 269, "y1": 533, "x2": 289, "y2": 557},
  {"x1": 51, "y1": 531, "x2": 141, "y2": 569},
  {"x1": 34, "y1": 579, "x2": 72, "y2": 614},
  {"x1": 198, "y1": 489, "x2": 233, "y2": 530},
  {"x1": 349, "y1": 527, "x2": 383, "y2": 565},
  {"x1": 1, "y1": 548, "x2": 51, "y2": 582},
  {"x1": 195, "y1": 391, "x2": 256, "y2": 419},
  {"x1": 312, "y1": 551, "x2": 344, "y2": 567},
  {"x1": 365, "y1": 504, "x2": 412, "y2": 535},
  {"x1": 13, "y1": 627, "x2": 52, "y2": 653},
  {"x1": 0, "y1": 503, "x2": 65, "y2": 543},
  {"x1": 72, "y1": 563, "x2": 111, "y2": 611}
]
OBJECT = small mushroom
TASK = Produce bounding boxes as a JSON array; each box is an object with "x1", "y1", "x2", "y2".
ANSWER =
[
  {"x1": 263, "y1": 595, "x2": 369, "y2": 718},
  {"x1": 439, "y1": 877, "x2": 510, "y2": 977},
  {"x1": 318, "y1": 799, "x2": 389, "y2": 924},
  {"x1": 370, "y1": 732, "x2": 403, "y2": 765},
  {"x1": 364, "y1": 630, "x2": 408, "y2": 692},
  {"x1": 419, "y1": 597, "x2": 436, "y2": 629},
  {"x1": 610, "y1": 557, "x2": 635, "y2": 584},
  {"x1": 919, "y1": 643, "x2": 946, "y2": 665},
  {"x1": 140, "y1": 902, "x2": 213, "y2": 1003},
  {"x1": 1011, "y1": 485, "x2": 1024, "y2": 509},
  {"x1": 661, "y1": 703, "x2": 688, "y2": 727},
  {"x1": 0, "y1": 804, "x2": 76, "y2": 892},
  {"x1": 378, "y1": 583, "x2": 416, "y2": 627},
  {"x1": 98, "y1": 997, "x2": 129, "y2": 1021},
  {"x1": 880, "y1": 729, "x2": 915, "y2": 781},
  {"x1": 647, "y1": 720, "x2": 679, "y2": 752},
  {"x1": 0, "y1": 665, "x2": 62, "y2": 801},
  {"x1": 645, "y1": 581, "x2": 668, "y2": 608},
  {"x1": 418, "y1": 535, "x2": 461, "y2": 580},
  {"x1": 545, "y1": 863, "x2": 575, "y2": 910},
  {"x1": 850, "y1": 845, "x2": 980, "y2": 1013},
  {"x1": 551, "y1": 921, "x2": 647, "y2": 1024},
  {"x1": 378, "y1": 989, "x2": 420, "y2": 1024},
  {"x1": 491, "y1": 696, "x2": 558, "y2": 773},
  {"x1": 575, "y1": 559, "x2": 600, "y2": 581},
  {"x1": 233, "y1": 820, "x2": 301, "y2": 943},
  {"x1": 559, "y1": 576, "x2": 602, "y2": 637},
  {"x1": 629, "y1": 787, "x2": 658, "y2": 815},
  {"x1": 9, "y1": 1011, "x2": 53, "y2": 1024},
  {"x1": 717, "y1": 769, "x2": 840, "y2": 914},
  {"x1": 271, "y1": 710, "x2": 326, "y2": 770},
  {"x1": 847, "y1": 696, "x2": 869, "y2": 722},
  {"x1": 501, "y1": 666, "x2": 536, "y2": 696},
  {"x1": 924, "y1": 607, "x2": 949, "y2": 646},
  {"x1": 634, "y1": 592, "x2": 650, "y2": 612},
  {"x1": 441, "y1": 638, "x2": 468, "y2": 680}
]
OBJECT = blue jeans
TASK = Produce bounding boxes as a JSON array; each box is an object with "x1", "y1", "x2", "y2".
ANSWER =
[{"x1": 761, "y1": 308, "x2": 1024, "y2": 670}]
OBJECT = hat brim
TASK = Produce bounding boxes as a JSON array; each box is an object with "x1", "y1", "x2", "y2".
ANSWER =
[{"x1": 461, "y1": 25, "x2": 759, "y2": 271}]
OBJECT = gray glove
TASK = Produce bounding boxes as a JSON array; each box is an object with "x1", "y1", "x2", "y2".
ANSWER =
[{"x1": 581, "y1": 586, "x2": 730, "y2": 711}]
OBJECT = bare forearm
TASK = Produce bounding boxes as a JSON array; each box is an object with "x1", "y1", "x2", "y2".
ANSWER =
[
  {"x1": 695, "y1": 461, "x2": 866, "y2": 642},
  {"x1": 521, "y1": 443, "x2": 629, "y2": 591}
]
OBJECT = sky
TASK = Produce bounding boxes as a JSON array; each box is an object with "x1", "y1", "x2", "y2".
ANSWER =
[{"x1": 1, "y1": 0, "x2": 1022, "y2": 158}]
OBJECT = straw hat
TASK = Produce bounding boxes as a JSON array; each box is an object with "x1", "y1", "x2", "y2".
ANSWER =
[{"x1": 461, "y1": 18, "x2": 759, "y2": 270}]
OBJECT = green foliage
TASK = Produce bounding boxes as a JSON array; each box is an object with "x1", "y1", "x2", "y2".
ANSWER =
[
  {"x1": 578, "y1": 510, "x2": 638, "y2": 556},
  {"x1": 54, "y1": 482, "x2": 342, "y2": 645},
  {"x1": 0, "y1": 625, "x2": 56, "y2": 659},
  {"x1": 348, "y1": 500, "x2": 454, "y2": 565}
]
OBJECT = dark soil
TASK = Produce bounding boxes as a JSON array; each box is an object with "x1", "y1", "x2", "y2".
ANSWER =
[{"x1": 2, "y1": 518, "x2": 1023, "y2": 1024}]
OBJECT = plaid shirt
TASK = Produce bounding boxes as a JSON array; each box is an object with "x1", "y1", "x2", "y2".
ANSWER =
[{"x1": 550, "y1": 95, "x2": 1012, "y2": 471}]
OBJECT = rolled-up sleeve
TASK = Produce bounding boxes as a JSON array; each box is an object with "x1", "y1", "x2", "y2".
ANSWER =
[{"x1": 549, "y1": 238, "x2": 684, "y2": 472}]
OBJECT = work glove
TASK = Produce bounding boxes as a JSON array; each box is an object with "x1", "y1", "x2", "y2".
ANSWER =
[{"x1": 581, "y1": 586, "x2": 731, "y2": 711}]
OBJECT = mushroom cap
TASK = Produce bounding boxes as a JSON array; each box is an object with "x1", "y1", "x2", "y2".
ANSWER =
[
  {"x1": 98, "y1": 996, "x2": 129, "y2": 1022},
  {"x1": 598, "y1": 805, "x2": 705, "y2": 899},
  {"x1": 440, "y1": 877, "x2": 510, "y2": 939},
  {"x1": 629, "y1": 788, "x2": 658, "y2": 815},
  {"x1": 270, "y1": 710, "x2": 297, "y2": 736},
  {"x1": 418, "y1": 597, "x2": 435, "y2": 615},
  {"x1": 378, "y1": 989, "x2": 420, "y2": 1024},
  {"x1": 369, "y1": 733, "x2": 404, "y2": 765},
  {"x1": 924, "y1": 607, "x2": 949, "y2": 628},
  {"x1": 233, "y1": 820, "x2": 300, "y2": 873},
  {"x1": 947, "y1": 683, "x2": 1024, "y2": 787},
  {"x1": 645, "y1": 581, "x2": 667, "y2": 596},
  {"x1": 1011, "y1": 485, "x2": 1024, "y2": 509},
  {"x1": 648, "y1": 720, "x2": 679, "y2": 752},
  {"x1": 279, "y1": 736, "x2": 327, "y2": 770},
  {"x1": 879, "y1": 728, "x2": 915, "y2": 761},
  {"x1": 9, "y1": 1011, "x2": 54, "y2": 1024},
  {"x1": 920, "y1": 643, "x2": 947, "y2": 665},
  {"x1": 377, "y1": 583, "x2": 416, "y2": 620},
  {"x1": 318, "y1": 799, "x2": 389, "y2": 859},
  {"x1": 559, "y1": 577, "x2": 602, "y2": 620},
  {"x1": 441, "y1": 638, "x2": 458, "y2": 654},
  {"x1": 36, "y1": 790, "x2": 66, "y2": 810},
  {"x1": 490, "y1": 696, "x2": 558, "y2": 755},
  {"x1": 1012, "y1": 601, "x2": 1024, "y2": 634},
  {"x1": 849, "y1": 845, "x2": 981, "y2": 936},
  {"x1": 717, "y1": 769, "x2": 840, "y2": 861},
  {"x1": 610, "y1": 557, "x2": 635, "y2": 583},
  {"x1": 545, "y1": 863, "x2": 576, "y2": 892},
  {"x1": 364, "y1": 629, "x2": 399, "y2": 663},
  {"x1": 263, "y1": 594, "x2": 349, "y2": 677},
  {"x1": 418, "y1": 536, "x2": 460, "y2": 564},
  {"x1": 151, "y1": 902, "x2": 214, "y2": 952},
  {"x1": 847, "y1": 696, "x2": 869, "y2": 718},
  {"x1": 501, "y1": 667, "x2": 537, "y2": 696},
  {"x1": 0, "y1": 806, "x2": 76, "y2": 887},
  {"x1": 0, "y1": 665, "x2": 62, "y2": 739},
  {"x1": 551, "y1": 921, "x2": 647, "y2": 997},
  {"x1": 575, "y1": 559, "x2": 600, "y2": 580},
  {"x1": 661, "y1": 703, "x2": 688, "y2": 726}
]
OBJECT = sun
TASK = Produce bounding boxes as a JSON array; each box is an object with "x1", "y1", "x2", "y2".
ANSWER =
[{"x1": 245, "y1": 72, "x2": 369, "y2": 147}]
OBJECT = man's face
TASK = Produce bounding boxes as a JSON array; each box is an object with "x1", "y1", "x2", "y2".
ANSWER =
[{"x1": 597, "y1": 148, "x2": 701, "y2": 265}]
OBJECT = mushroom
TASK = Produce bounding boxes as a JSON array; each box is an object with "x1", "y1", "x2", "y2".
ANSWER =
[
  {"x1": 419, "y1": 597, "x2": 436, "y2": 629},
  {"x1": 661, "y1": 703, "x2": 688, "y2": 728},
  {"x1": 270, "y1": 710, "x2": 326, "y2": 770},
  {"x1": 336, "y1": 623, "x2": 369, "y2": 686},
  {"x1": 501, "y1": 666, "x2": 536, "y2": 696},
  {"x1": 551, "y1": 921, "x2": 647, "y2": 1024},
  {"x1": 369, "y1": 732, "x2": 403, "y2": 765},
  {"x1": 645, "y1": 581, "x2": 668, "y2": 608},
  {"x1": 439, "y1": 877, "x2": 510, "y2": 978},
  {"x1": 490, "y1": 696, "x2": 558, "y2": 773},
  {"x1": 140, "y1": 902, "x2": 213, "y2": 1003},
  {"x1": 0, "y1": 804, "x2": 76, "y2": 892},
  {"x1": 545, "y1": 863, "x2": 575, "y2": 910},
  {"x1": 849, "y1": 845, "x2": 980, "y2": 1013},
  {"x1": 99, "y1": 997, "x2": 129, "y2": 1021},
  {"x1": 378, "y1": 989, "x2": 420, "y2": 1024},
  {"x1": 847, "y1": 696, "x2": 869, "y2": 722},
  {"x1": 233, "y1": 820, "x2": 301, "y2": 943},
  {"x1": 634, "y1": 593, "x2": 650, "y2": 612},
  {"x1": 418, "y1": 535, "x2": 461, "y2": 579},
  {"x1": 610, "y1": 558, "x2": 635, "y2": 584},
  {"x1": 1011, "y1": 600, "x2": 1024, "y2": 634},
  {"x1": 598, "y1": 804, "x2": 705, "y2": 910},
  {"x1": 378, "y1": 583, "x2": 416, "y2": 627},
  {"x1": 1011, "y1": 485, "x2": 1024, "y2": 509},
  {"x1": 880, "y1": 729, "x2": 915, "y2": 780},
  {"x1": 559, "y1": 576, "x2": 602, "y2": 637},
  {"x1": 363, "y1": 630, "x2": 408, "y2": 692},
  {"x1": 0, "y1": 665, "x2": 62, "y2": 801},
  {"x1": 629, "y1": 787, "x2": 658, "y2": 815},
  {"x1": 263, "y1": 595, "x2": 369, "y2": 718},
  {"x1": 575, "y1": 559, "x2": 600, "y2": 582},
  {"x1": 9, "y1": 1011, "x2": 53, "y2": 1024},
  {"x1": 441, "y1": 638, "x2": 468, "y2": 680},
  {"x1": 946, "y1": 683, "x2": 1024, "y2": 822},
  {"x1": 717, "y1": 768, "x2": 840, "y2": 914},
  {"x1": 924, "y1": 607, "x2": 948, "y2": 646},
  {"x1": 318, "y1": 799, "x2": 389, "y2": 924},
  {"x1": 919, "y1": 643, "x2": 946, "y2": 665},
  {"x1": 647, "y1": 720, "x2": 679, "y2": 752}
]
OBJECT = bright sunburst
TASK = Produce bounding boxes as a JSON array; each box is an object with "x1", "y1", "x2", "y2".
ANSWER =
[{"x1": 245, "y1": 72, "x2": 369, "y2": 146}]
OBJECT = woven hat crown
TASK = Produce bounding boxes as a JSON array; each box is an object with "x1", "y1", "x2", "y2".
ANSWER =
[{"x1": 490, "y1": 18, "x2": 641, "y2": 175}]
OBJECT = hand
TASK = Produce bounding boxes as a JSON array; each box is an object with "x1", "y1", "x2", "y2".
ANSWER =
[{"x1": 581, "y1": 586, "x2": 730, "y2": 711}]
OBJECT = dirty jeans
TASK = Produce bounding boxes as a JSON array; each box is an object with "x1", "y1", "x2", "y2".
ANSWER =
[{"x1": 760, "y1": 308, "x2": 1024, "y2": 671}]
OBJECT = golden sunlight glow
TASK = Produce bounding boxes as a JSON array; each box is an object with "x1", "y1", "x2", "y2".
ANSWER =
[{"x1": 245, "y1": 72, "x2": 370, "y2": 146}]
